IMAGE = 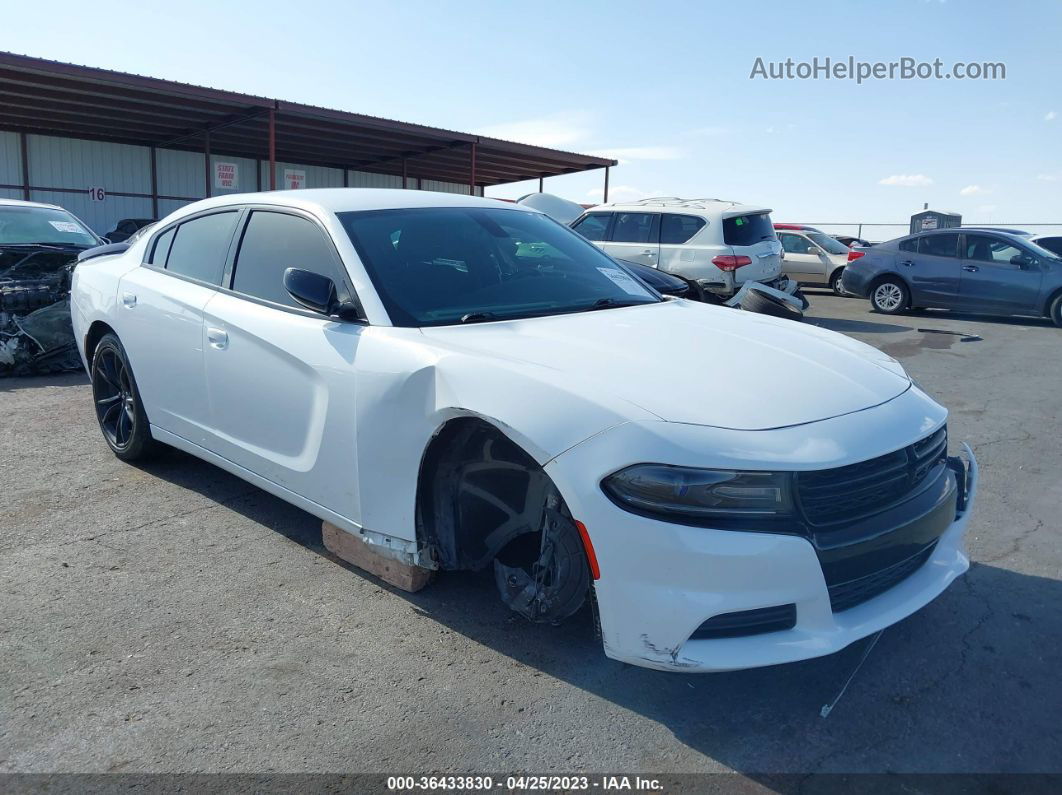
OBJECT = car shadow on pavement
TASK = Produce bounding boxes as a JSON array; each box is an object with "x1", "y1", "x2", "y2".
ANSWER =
[
  {"x1": 807, "y1": 317, "x2": 912, "y2": 334},
  {"x1": 133, "y1": 448, "x2": 1061, "y2": 774},
  {"x1": 0, "y1": 370, "x2": 88, "y2": 392}
]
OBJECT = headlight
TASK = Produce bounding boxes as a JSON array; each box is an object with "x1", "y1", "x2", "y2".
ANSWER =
[{"x1": 602, "y1": 464, "x2": 794, "y2": 522}]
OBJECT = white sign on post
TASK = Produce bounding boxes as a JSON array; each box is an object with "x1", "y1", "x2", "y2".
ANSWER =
[
  {"x1": 214, "y1": 162, "x2": 239, "y2": 190},
  {"x1": 284, "y1": 168, "x2": 306, "y2": 190},
  {"x1": 88, "y1": 186, "x2": 106, "y2": 202}
]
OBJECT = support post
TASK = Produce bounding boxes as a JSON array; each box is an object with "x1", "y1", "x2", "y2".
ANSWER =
[
  {"x1": 255, "y1": 158, "x2": 261, "y2": 191},
  {"x1": 19, "y1": 132, "x2": 29, "y2": 201},
  {"x1": 469, "y1": 142, "x2": 477, "y2": 195},
  {"x1": 402, "y1": 157, "x2": 408, "y2": 189},
  {"x1": 603, "y1": 166, "x2": 610, "y2": 204},
  {"x1": 149, "y1": 146, "x2": 158, "y2": 218},
  {"x1": 203, "y1": 129, "x2": 211, "y2": 198},
  {"x1": 268, "y1": 107, "x2": 276, "y2": 190},
  {"x1": 539, "y1": 175, "x2": 544, "y2": 193}
]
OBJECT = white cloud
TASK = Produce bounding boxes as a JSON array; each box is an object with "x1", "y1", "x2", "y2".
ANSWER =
[
  {"x1": 585, "y1": 185, "x2": 664, "y2": 204},
  {"x1": 1037, "y1": 172, "x2": 1060, "y2": 182},
  {"x1": 879, "y1": 174, "x2": 934, "y2": 187},
  {"x1": 478, "y1": 111, "x2": 594, "y2": 149},
  {"x1": 1046, "y1": 111, "x2": 1058, "y2": 122},
  {"x1": 588, "y1": 146, "x2": 683, "y2": 164},
  {"x1": 959, "y1": 184, "x2": 990, "y2": 196}
]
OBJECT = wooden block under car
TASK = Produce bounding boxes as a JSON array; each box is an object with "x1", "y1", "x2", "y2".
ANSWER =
[{"x1": 321, "y1": 521, "x2": 434, "y2": 593}]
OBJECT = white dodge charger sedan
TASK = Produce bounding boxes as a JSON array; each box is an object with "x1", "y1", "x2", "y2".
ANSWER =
[{"x1": 71, "y1": 189, "x2": 977, "y2": 672}]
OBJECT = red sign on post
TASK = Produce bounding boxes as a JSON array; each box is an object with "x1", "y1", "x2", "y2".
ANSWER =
[{"x1": 284, "y1": 168, "x2": 306, "y2": 190}]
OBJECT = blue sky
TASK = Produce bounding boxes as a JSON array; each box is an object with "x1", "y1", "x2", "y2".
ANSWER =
[{"x1": 2, "y1": 0, "x2": 1059, "y2": 229}]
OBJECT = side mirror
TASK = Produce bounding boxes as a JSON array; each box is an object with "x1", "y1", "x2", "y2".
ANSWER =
[
  {"x1": 283, "y1": 267, "x2": 363, "y2": 321},
  {"x1": 1010, "y1": 254, "x2": 1032, "y2": 268}
]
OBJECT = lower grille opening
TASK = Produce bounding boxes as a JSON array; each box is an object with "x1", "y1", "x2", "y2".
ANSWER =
[
  {"x1": 690, "y1": 604, "x2": 796, "y2": 640},
  {"x1": 829, "y1": 541, "x2": 937, "y2": 612}
]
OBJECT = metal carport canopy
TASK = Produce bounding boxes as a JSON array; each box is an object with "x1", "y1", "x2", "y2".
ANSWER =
[{"x1": 0, "y1": 51, "x2": 616, "y2": 190}]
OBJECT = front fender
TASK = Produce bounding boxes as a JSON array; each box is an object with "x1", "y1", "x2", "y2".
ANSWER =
[{"x1": 352, "y1": 329, "x2": 656, "y2": 544}]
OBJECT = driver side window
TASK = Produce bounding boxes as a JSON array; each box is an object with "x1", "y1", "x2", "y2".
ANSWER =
[
  {"x1": 780, "y1": 233, "x2": 812, "y2": 255},
  {"x1": 964, "y1": 234, "x2": 1025, "y2": 265}
]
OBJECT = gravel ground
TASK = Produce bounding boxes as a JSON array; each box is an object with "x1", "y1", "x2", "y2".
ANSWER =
[{"x1": 1, "y1": 293, "x2": 1059, "y2": 777}]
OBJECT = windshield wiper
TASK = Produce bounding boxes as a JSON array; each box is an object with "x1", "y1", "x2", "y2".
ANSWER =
[
  {"x1": 585, "y1": 297, "x2": 645, "y2": 311},
  {"x1": 459, "y1": 311, "x2": 500, "y2": 323}
]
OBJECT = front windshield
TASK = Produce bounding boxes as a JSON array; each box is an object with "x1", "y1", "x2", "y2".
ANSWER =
[
  {"x1": 339, "y1": 207, "x2": 659, "y2": 327},
  {"x1": 808, "y1": 233, "x2": 851, "y2": 255},
  {"x1": 1024, "y1": 239, "x2": 1062, "y2": 261},
  {"x1": 0, "y1": 206, "x2": 101, "y2": 247}
]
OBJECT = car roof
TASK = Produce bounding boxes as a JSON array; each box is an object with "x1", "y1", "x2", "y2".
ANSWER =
[
  {"x1": 0, "y1": 197, "x2": 63, "y2": 211},
  {"x1": 584, "y1": 197, "x2": 770, "y2": 216},
  {"x1": 165, "y1": 189, "x2": 528, "y2": 222}
]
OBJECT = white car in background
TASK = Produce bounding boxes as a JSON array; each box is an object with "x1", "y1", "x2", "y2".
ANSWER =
[
  {"x1": 71, "y1": 188, "x2": 977, "y2": 672},
  {"x1": 776, "y1": 227, "x2": 854, "y2": 295},
  {"x1": 571, "y1": 197, "x2": 793, "y2": 301}
]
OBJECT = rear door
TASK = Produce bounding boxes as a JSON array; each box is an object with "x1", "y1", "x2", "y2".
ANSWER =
[
  {"x1": 721, "y1": 211, "x2": 782, "y2": 284},
  {"x1": 201, "y1": 207, "x2": 365, "y2": 521},
  {"x1": 570, "y1": 212, "x2": 613, "y2": 249},
  {"x1": 903, "y1": 232, "x2": 962, "y2": 304},
  {"x1": 959, "y1": 233, "x2": 1044, "y2": 311},
  {"x1": 778, "y1": 232, "x2": 826, "y2": 283},
  {"x1": 656, "y1": 213, "x2": 707, "y2": 275},
  {"x1": 117, "y1": 210, "x2": 240, "y2": 446},
  {"x1": 600, "y1": 211, "x2": 660, "y2": 267}
]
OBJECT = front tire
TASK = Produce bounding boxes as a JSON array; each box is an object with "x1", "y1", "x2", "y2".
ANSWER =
[
  {"x1": 91, "y1": 333, "x2": 156, "y2": 461},
  {"x1": 1049, "y1": 293, "x2": 1062, "y2": 328},
  {"x1": 829, "y1": 268, "x2": 847, "y2": 297},
  {"x1": 870, "y1": 278, "x2": 909, "y2": 314}
]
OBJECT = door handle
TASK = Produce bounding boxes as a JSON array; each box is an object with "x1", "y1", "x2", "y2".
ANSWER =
[
  {"x1": 900, "y1": 260, "x2": 915, "y2": 267},
  {"x1": 207, "y1": 327, "x2": 228, "y2": 350},
  {"x1": 643, "y1": 249, "x2": 656, "y2": 257},
  {"x1": 962, "y1": 265, "x2": 979, "y2": 273},
  {"x1": 122, "y1": 292, "x2": 137, "y2": 307}
]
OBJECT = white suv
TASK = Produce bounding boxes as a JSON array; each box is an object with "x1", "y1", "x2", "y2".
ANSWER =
[{"x1": 571, "y1": 197, "x2": 788, "y2": 299}]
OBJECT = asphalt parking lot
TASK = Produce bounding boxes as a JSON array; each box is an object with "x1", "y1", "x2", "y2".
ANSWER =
[{"x1": 1, "y1": 292, "x2": 1060, "y2": 777}]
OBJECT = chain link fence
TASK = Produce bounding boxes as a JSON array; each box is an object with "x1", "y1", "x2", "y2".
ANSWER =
[{"x1": 794, "y1": 222, "x2": 1062, "y2": 243}]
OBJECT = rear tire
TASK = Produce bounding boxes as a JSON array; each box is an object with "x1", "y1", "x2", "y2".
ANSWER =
[
  {"x1": 740, "y1": 287, "x2": 804, "y2": 321},
  {"x1": 870, "y1": 278, "x2": 910, "y2": 314},
  {"x1": 90, "y1": 333, "x2": 156, "y2": 461}
]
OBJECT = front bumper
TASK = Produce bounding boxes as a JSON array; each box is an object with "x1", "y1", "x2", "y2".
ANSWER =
[{"x1": 546, "y1": 408, "x2": 975, "y2": 672}]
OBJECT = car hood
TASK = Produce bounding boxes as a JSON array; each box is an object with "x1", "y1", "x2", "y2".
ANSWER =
[{"x1": 420, "y1": 300, "x2": 911, "y2": 431}]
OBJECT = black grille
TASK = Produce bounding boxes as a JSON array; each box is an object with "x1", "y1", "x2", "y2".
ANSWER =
[
  {"x1": 828, "y1": 541, "x2": 937, "y2": 612},
  {"x1": 690, "y1": 604, "x2": 796, "y2": 640},
  {"x1": 797, "y1": 426, "x2": 947, "y2": 525}
]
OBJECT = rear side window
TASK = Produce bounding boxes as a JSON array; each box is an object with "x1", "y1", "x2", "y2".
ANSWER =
[
  {"x1": 722, "y1": 213, "x2": 774, "y2": 246},
  {"x1": 918, "y1": 233, "x2": 959, "y2": 258},
  {"x1": 165, "y1": 212, "x2": 239, "y2": 285},
  {"x1": 660, "y1": 214, "x2": 706, "y2": 245},
  {"x1": 572, "y1": 213, "x2": 612, "y2": 241},
  {"x1": 149, "y1": 227, "x2": 176, "y2": 265},
  {"x1": 612, "y1": 212, "x2": 656, "y2": 243},
  {"x1": 899, "y1": 237, "x2": 918, "y2": 252},
  {"x1": 232, "y1": 211, "x2": 342, "y2": 308}
]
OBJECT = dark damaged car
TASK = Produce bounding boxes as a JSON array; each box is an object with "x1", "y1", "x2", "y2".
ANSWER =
[{"x1": 0, "y1": 199, "x2": 104, "y2": 376}]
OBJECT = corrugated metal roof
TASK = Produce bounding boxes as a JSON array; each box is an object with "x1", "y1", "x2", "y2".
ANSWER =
[{"x1": 0, "y1": 51, "x2": 615, "y2": 186}]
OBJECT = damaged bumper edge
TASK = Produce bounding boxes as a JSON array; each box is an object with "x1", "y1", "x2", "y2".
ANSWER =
[{"x1": 550, "y1": 424, "x2": 977, "y2": 673}]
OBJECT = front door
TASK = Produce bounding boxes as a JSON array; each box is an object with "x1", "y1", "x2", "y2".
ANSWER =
[
  {"x1": 778, "y1": 232, "x2": 827, "y2": 283},
  {"x1": 959, "y1": 233, "x2": 1044, "y2": 312},
  {"x1": 200, "y1": 208, "x2": 364, "y2": 522}
]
